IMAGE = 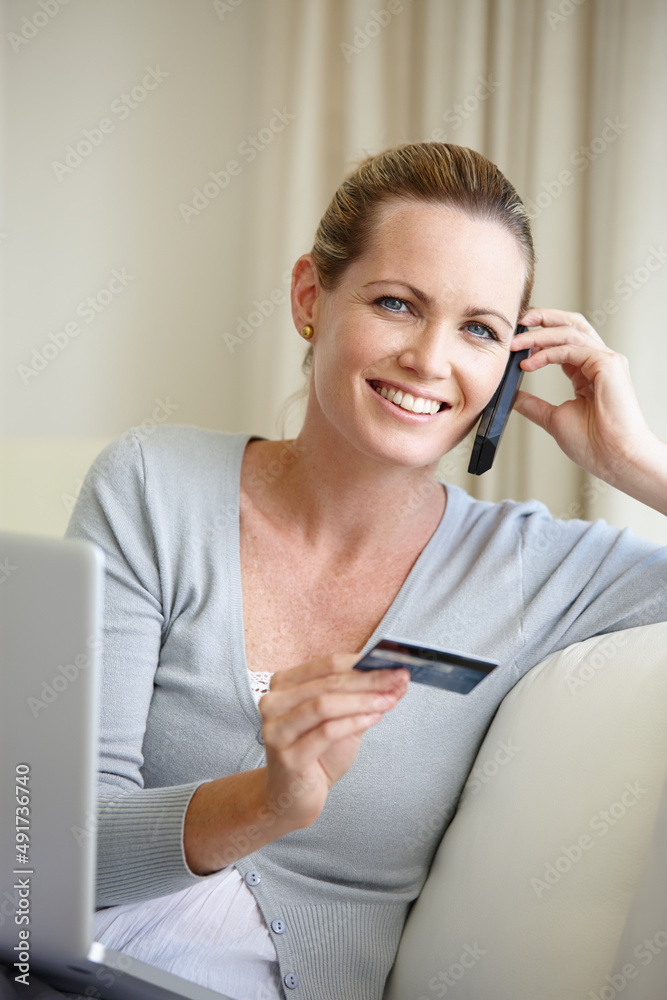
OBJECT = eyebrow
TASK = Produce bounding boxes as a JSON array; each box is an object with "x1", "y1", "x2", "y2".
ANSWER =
[
  {"x1": 364, "y1": 282, "x2": 514, "y2": 332},
  {"x1": 462, "y1": 307, "x2": 513, "y2": 332},
  {"x1": 363, "y1": 281, "x2": 436, "y2": 308}
]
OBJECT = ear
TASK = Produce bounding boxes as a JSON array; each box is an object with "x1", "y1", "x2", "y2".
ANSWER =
[{"x1": 290, "y1": 255, "x2": 321, "y2": 331}]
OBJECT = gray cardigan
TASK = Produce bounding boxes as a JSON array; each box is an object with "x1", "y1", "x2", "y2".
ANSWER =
[{"x1": 65, "y1": 425, "x2": 667, "y2": 1000}]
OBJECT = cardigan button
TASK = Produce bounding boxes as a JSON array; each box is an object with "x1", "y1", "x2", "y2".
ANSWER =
[
  {"x1": 271, "y1": 919, "x2": 286, "y2": 934},
  {"x1": 284, "y1": 972, "x2": 298, "y2": 989},
  {"x1": 245, "y1": 871, "x2": 261, "y2": 886},
  {"x1": 257, "y1": 728, "x2": 265, "y2": 745}
]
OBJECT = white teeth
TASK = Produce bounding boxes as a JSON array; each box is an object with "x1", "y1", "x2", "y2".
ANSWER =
[{"x1": 373, "y1": 383, "x2": 442, "y2": 416}]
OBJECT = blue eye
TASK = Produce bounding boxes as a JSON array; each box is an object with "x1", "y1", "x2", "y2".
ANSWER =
[
  {"x1": 466, "y1": 321, "x2": 498, "y2": 341},
  {"x1": 377, "y1": 296, "x2": 408, "y2": 313}
]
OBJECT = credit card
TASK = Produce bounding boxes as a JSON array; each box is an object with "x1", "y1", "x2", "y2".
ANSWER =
[{"x1": 354, "y1": 637, "x2": 498, "y2": 694}]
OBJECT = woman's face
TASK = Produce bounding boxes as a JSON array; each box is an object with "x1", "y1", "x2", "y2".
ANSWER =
[{"x1": 304, "y1": 198, "x2": 527, "y2": 470}]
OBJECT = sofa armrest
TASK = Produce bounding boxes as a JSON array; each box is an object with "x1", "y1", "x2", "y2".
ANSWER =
[{"x1": 385, "y1": 622, "x2": 667, "y2": 1000}]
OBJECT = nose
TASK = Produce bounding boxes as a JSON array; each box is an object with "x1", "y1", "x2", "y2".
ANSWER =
[{"x1": 396, "y1": 322, "x2": 454, "y2": 382}]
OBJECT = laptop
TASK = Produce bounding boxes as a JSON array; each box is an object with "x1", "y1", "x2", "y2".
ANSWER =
[{"x1": 0, "y1": 530, "x2": 233, "y2": 1000}]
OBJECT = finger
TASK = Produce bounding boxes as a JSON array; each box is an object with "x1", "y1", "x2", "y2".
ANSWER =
[
  {"x1": 263, "y1": 686, "x2": 405, "y2": 751},
  {"x1": 269, "y1": 651, "x2": 410, "y2": 695},
  {"x1": 519, "y1": 307, "x2": 600, "y2": 337},
  {"x1": 269, "y1": 712, "x2": 384, "y2": 773},
  {"x1": 512, "y1": 323, "x2": 607, "y2": 354},
  {"x1": 259, "y1": 670, "x2": 410, "y2": 722},
  {"x1": 512, "y1": 389, "x2": 558, "y2": 434},
  {"x1": 269, "y1": 652, "x2": 360, "y2": 691},
  {"x1": 519, "y1": 342, "x2": 613, "y2": 375},
  {"x1": 265, "y1": 666, "x2": 409, "y2": 718}
]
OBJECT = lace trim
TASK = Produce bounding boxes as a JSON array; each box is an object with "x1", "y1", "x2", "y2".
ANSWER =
[{"x1": 248, "y1": 670, "x2": 274, "y2": 698}]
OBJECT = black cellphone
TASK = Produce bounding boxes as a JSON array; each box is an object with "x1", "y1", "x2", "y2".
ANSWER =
[
  {"x1": 468, "y1": 324, "x2": 530, "y2": 476},
  {"x1": 354, "y1": 637, "x2": 498, "y2": 694}
]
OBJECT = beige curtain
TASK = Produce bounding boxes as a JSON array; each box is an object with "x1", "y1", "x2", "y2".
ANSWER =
[{"x1": 2, "y1": 0, "x2": 666, "y2": 543}]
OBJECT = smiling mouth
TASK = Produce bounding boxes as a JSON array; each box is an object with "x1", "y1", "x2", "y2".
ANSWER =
[{"x1": 368, "y1": 379, "x2": 450, "y2": 416}]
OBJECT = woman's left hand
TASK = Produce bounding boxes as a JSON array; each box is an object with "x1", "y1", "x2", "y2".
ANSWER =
[{"x1": 512, "y1": 308, "x2": 667, "y2": 514}]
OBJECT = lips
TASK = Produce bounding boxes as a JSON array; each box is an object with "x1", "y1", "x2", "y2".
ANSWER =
[{"x1": 368, "y1": 379, "x2": 449, "y2": 413}]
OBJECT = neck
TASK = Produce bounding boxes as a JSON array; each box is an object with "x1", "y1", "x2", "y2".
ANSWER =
[{"x1": 251, "y1": 412, "x2": 447, "y2": 561}]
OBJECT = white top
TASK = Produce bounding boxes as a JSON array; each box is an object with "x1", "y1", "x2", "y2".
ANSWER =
[{"x1": 93, "y1": 671, "x2": 280, "y2": 1000}]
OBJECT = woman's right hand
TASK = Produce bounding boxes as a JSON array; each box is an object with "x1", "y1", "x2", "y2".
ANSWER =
[
  {"x1": 259, "y1": 653, "x2": 410, "y2": 830},
  {"x1": 183, "y1": 653, "x2": 408, "y2": 875}
]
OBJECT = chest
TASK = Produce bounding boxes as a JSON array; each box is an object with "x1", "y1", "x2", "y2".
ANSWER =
[{"x1": 239, "y1": 515, "x2": 419, "y2": 673}]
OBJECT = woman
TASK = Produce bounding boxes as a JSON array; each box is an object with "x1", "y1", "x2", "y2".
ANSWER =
[{"x1": 64, "y1": 143, "x2": 667, "y2": 1000}]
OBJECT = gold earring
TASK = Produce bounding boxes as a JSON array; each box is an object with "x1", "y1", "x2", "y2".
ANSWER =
[{"x1": 300, "y1": 324, "x2": 314, "y2": 340}]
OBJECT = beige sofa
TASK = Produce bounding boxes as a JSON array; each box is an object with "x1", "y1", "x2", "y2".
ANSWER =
[{"x1": 386, "y1": 621, "x2": 667, "y2": 1000}]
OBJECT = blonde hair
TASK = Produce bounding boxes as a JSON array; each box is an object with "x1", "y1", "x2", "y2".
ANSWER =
[{"x1": 277, "y1": 142, "x2": 535, "y2": 437}]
